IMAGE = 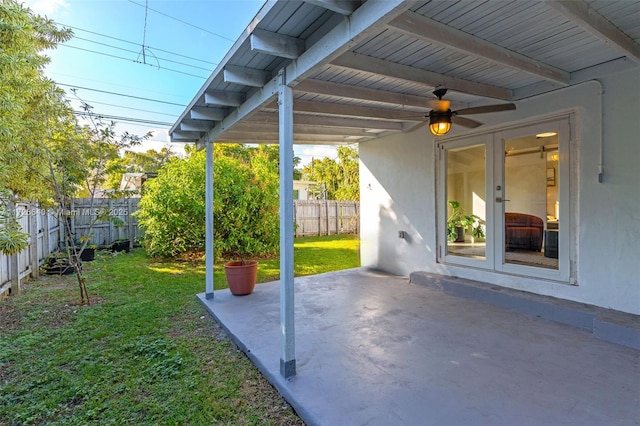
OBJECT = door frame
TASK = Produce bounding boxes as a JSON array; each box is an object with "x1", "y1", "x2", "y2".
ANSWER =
[{"x1": 437, "y1": 115, "x2": 575, "y2": 284}]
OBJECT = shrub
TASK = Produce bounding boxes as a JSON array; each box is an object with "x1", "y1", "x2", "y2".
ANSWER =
[{"x1": 136, "y1": 147, "x2": 279, "y2": 259}]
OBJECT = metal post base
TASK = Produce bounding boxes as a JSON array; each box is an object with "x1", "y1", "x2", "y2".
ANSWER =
[{"x1": 280, "y1": 358, "x2": 296, "y2": 378}]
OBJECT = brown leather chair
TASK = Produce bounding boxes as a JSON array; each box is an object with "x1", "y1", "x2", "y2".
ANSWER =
[{"x1": 505, "y1": 213, "x2": 543, "y2": 251}]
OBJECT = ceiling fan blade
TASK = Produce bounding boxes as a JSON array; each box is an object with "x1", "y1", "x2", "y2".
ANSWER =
[
  {"x1": 393, "y1": 114, "x2": 428, "y2": 122},
  {"x1": 454, "y1": 103, "x2": 516, "y2": 115},
  {"x1": 452, "y1": 115, "x2": 483, "y2": 128}
]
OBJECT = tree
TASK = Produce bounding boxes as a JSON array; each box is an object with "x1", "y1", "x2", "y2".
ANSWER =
[
  {"x1": 136, "y1": 144, "x2": 280, "y2": 259},
  {"x1": 0, "y1": 0, "x2": 72, "y2": 257},
  {"x1": 301, "y1": 146, "x2": 360, "y2": 200},
  {"x1": 0, "y1": 2, "x2": 150, "y2": 303}
]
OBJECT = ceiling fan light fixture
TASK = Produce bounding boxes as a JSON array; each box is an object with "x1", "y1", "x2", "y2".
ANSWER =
[{"x1": 429, "y1": 111, "x2": 452, "y2": 136}]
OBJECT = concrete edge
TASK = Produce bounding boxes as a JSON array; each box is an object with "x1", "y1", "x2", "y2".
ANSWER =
[
  {"x1": 409, "y1": 272, "x2": 640, "y2": 350},
  {"x1": 196, "y1": 294, "x2": 319, "y2": 426}
]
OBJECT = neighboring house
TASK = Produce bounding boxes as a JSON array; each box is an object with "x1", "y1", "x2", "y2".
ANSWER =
[
  {"x1": 169, "y1": 0, "x2": 640, "y2": 329},
  {"x1": 293, "y1": 180, "x2": 316, "y2": 200},
  {"x1": 118, "y1": 172, "x2": 157, "y2": 197}
]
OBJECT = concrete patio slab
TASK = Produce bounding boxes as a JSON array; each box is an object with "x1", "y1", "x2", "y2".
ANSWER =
[{"x1": 198, "y1": 268, "x2": 640, "y2": 426}]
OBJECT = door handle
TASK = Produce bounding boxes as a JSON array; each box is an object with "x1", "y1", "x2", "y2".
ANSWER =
[{"x1": 496, "y1": 197, "x2": 511, "y2": 202}]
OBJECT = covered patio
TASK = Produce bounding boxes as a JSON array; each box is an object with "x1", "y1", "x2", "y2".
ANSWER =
[{"x1": 198, "y1": 269, "x2": 640, "y2": 426}]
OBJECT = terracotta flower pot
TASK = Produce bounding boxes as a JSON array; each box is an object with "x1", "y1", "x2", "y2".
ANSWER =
[{"x1": 224, "y1": 260, "x2": 258, "y2": 296}]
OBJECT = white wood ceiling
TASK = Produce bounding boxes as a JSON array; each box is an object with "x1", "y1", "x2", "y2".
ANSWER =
[{"x1": 170, "y1": 0, "x2": 640, "y2": 146}]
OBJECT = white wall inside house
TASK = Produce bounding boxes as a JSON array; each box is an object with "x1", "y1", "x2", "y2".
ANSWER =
[{"x1": 359, "y1": 68, "x2": 640, "y2": 315}]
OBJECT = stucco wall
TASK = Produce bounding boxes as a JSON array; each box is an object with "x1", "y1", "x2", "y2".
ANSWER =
[{"x1": 359, "y1": 68, "x2": 640, "y2": 314}]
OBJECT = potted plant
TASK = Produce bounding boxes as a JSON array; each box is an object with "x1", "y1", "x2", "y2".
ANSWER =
[
  {"x1": 80, "y1": 244, "x2": 97, "y2": 262},
  {"x1": 447, "y1": 200, "x2": 480, "y2": 242},
  {"x1": 110, "y1": 239, "x2": 130, "y2": 253},
  {"x1": 224, "y1": 259, "x2": 258, "y2": 296},
  {"x1": 43, "y1": 252, "x2": 76, "y2": 275},
  {"x1": 471, "y1": 219, "x2": 486, "y2": 243}
]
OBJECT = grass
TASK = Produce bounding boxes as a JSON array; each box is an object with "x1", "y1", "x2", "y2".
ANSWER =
[{"x1": 0, "y1": 234, "x2": 359, "y2": 425}]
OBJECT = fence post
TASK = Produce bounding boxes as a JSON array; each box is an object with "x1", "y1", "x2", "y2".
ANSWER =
[
  {"x1": 43, "y1": 209, "x2": 50, "y2": 258},
  {"x1": 325, "y1": 200, "x2": 330, "y2": 236},
  {"x1": 127, "y1": 198, "x2": 134, "y2": 249},
  {"x1": 29, "y1": 206, "x2": 39, "y2": 279},
  {"x1": 7, "y1": 200, "x2": 20, "y2": 295},
  {"x1": 336, "y1": 201, "x2": 340, "y2": 234},
  {"x1": 108, "y1": 198, "x2": 114, "y2": 244},
  {"x1": 293, "y1": 201, "x2": 298, "y2": 237}
]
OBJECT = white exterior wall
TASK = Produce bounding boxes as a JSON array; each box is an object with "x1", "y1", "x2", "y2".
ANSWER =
[{"x1": 360, "y1": 68, "x2": 640, "y2": 315}]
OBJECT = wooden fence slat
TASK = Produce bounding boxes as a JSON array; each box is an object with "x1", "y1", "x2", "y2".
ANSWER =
[
  {"x1": 0, "y1": 198, "x2": 142, "y2": 297},
  {"x1": 292, "y1": 200, "x2": 359, "y2": 237}
]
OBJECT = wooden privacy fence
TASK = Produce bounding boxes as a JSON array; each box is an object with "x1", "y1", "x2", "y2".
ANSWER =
[
  {"x1": 294, "y1": 200, "x2": 359, "y2": 237},
  {"x1": 0, "y1": 198, "x2": 140, "y2": 299},
  {"x1": 1, "y1": 198, "x2": 356, "y2": 297},
  {"x1": 70, "y1": 198, "x2": 140, "y2": 248}
]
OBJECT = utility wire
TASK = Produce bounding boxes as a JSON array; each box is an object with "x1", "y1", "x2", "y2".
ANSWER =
[
  {"x1": 58, "y1": 23, "x2": 218, "y2": 66},
  {"x1": 50, "y1": 71, "x2": 191, "y2": 100},
  {"x1": 73, "y1": 110, "x2": 173, "y2": 127},
  {"x1": 127, "y1": 0, "x2": 235, "y2": 42},
  {"x1": 59, "y1": 44, "x2": 208, "y2": 79},
  {"x1": 72, "y1": 99, "x2": 178, "y2": 117},
  {"x1": 57, "y1": 83, "x2": 187, "y2": 107},
  {"x1": 72, "y1": 36, "x2": 212, "y2": 72}
]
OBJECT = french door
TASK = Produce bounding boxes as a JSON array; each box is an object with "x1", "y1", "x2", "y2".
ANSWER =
[{"x1": 438, "y1": 118, "x2": 572, "y2": 282}]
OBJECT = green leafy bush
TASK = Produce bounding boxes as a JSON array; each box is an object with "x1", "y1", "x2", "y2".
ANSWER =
[{"x1": 136, "y1": 146, "x2": 279, "y2": 259}]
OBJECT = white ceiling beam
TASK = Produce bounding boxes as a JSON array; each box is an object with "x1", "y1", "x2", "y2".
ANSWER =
[
  {"x1": 213, "y1": 137, "x2": 355, "y2": 145},
  {"x1": 295, "y1": 78, "x2": 466, "y2": 109},
  {"x1": 223, "y1": 65, "x2": 271, "y2": 87},
  {"x1": 250, "y1": 28, "x2": 305, "y2": 59},
  {"x1": 388, "y1": 10, "x2": 570, "y2": 84},
  {"x1": 264, "y1": 99, "x2": 423, "y2": 121},
  {"x1": 332, "y1": 52, "x2": 512, "y2": 100},
  {"x1": 232, "y1": 122, "x2": 377, "y2": 136},
  {"x1": 204, "y1": 0, "x2": 412, "y2": 144},
  {"x1": 545, "y1": 0, "x2": 640, "y2": 63},
  {"x1": 220, "y1": 131, "x2": 357, "y2": 143},
  {"x1": 171, "y1": 131, "x2": 201, "y2": 142},
  {"x1": 204, "y1": 90, "x2": 245, "y2": 107},
  {"x1": 190, "y1": 107, "x2": 226, "y2": 121},
  {"x1": 180, "y1": 120, "x2": 216, "y2": 132},
  {"x1": 319, "y1": 102, "x2": 422, "y2": 121},
  {"x1": 303, "y1": 0, "x2": 359, "y2": 15},
  {"x1": 248, "y1": 111, "x2": 410, "y2": 131}
]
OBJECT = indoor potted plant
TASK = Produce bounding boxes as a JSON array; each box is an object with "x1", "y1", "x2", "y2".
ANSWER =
[
  {"x1": 447, "y1": 200, "x2": 480, "y2": 242},
  {"x1": 471, "y1": 219, "x2": 486, "y2": 243}
]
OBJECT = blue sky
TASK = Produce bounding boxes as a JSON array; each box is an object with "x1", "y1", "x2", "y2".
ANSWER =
[{"x1": 23, "y1": 0, "x2": 338, "y2": 163}]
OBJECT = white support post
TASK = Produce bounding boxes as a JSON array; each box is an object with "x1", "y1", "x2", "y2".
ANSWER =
[
  {"x1": 205, "y1": 140, "x2": 215, "y2": 299},
  {"x1": 278, "y1": 68, "x2": 296, "y2": 378}
]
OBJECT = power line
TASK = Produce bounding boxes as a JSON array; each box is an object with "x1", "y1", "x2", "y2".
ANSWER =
[
  {"x1": 73, "y1": 110, "x2": 173, "y2": 127},
  {"x1": 72, "y1": 99, "x2": 178, "y2": 117},
  {"x1": 57, "y1": 83, "x2": 187, "y2": 107},
  {"x1": 59, "y1": 44, "x2": 208, "y2": 79},
  {"x1": 71, "y1": 36, "x2": 213, "y2": 72},
  {"x1": 50, "y1": 72, "x2": 190, "y2": 100},
  {"x1": 58, "y1": 23, "x2": 218, "y2": 66},
  {"x1": 127, "y1": 0, "x2": 235, "y2": 43}
]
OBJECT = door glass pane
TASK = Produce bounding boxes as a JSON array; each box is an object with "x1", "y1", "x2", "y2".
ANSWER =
[
  {"x1": 504, "y1": 134, "x2": 559, "y2": 269},
  {"x1": 446, "y1": 144, "x2": 486, "y2": 258}
]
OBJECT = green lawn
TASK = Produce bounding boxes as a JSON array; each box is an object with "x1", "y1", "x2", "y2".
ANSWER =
[{"x1": 0, "y1": 234, "x2": 359, "y2": 425}]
